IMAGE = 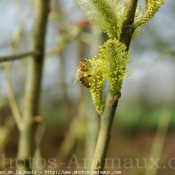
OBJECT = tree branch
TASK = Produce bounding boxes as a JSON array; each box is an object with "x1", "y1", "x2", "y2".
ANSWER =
[
  {"x1": 17, "y1": 0, "x2": 50, "y2": 171},
  {"x1": 5, "y1": 63, "x2": 24, "y2": 131},
  {"x1": 91, "y1": 92, "x2": 121, "y2": 173},
  {"x1": 0, "y1": 117, "x2": 15, "y2": 154},
  {"x1": 0, "y1": 51, "x2": 40, "y2": 63},
  {"x1": 120, "y1": 0, "x2": 138, "y2": 49},
  {"x1": 91, "y1": 1, "x2": 138, "y2": 174}
]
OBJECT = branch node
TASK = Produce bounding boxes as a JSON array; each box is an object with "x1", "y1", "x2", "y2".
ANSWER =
[
  {"x1": 33, "y1": 115, "x2": 43, "y2": 124},
  {"x1": 113, "y1": 92, "x2": 121, "y2": 101}
]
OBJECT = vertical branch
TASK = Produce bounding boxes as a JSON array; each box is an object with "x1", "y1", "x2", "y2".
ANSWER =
[
  {"x1": 145, "y1": 110, "x2": 171, "y2": 175},
  {"x1": 91, "y1": 1, "x2": 138, "y2": 174},
  {"x1": 17, "y1": 0, "x2": 50, "y2": 170},
  {"x1": 5, "y1": 63, "x2": 24, "y2": 131},
  {"x1": 91, "y1": 92, "x2": 121, "y2": 173},
  {"x1": 59, "y1": 52, "x2": 70, "y2": 117},
  {"x1": 120, "y1": 0, "x2": 138, "y2": 49}
]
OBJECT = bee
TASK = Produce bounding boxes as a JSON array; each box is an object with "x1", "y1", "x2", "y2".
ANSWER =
[{"x1": 73, "y1": 58, "x2": 91, "y2": 88}]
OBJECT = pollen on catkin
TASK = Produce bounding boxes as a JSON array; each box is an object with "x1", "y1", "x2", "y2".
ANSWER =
[
  {"x1": 74, "y1": 0, "x2": 127, "y2": 39},
  {"x1": 132, "y1": 0, "x2": 164, "y2": 39},
  {"x1": 133, "y1": 0, "x2": 164, "y2": 37},
  {"x1": 88, "y1": 58, "x2": 105, "y2": 113},
  {"x1": 98, "y1": 39, "x2": 130, "y2": 94},
  {"x1": 82, "y1": 39, "x2": 129, "y2": 114},
  {"x1": 143, "y1": 0, "x2": 164, "y2": 23},
  {"x1": 74, "y1": 0, "x2": 164, "y2": 114}
]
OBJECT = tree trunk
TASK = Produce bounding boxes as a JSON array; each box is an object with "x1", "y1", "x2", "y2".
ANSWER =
[{"x1": 17, "y1": 0, "x2": 50, "y2": 171}]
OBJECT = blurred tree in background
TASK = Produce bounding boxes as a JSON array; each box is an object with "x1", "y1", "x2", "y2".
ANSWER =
[{"x1": 0, "y1": 0, "x2": 175, "y2": 175}]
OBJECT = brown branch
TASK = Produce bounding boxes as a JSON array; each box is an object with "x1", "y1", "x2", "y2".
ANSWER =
[
  {"x1": 0, "y1": 117, "x2": 15, "y2": 154},
  {"x1": 120, "y1": 0, "x2": 138, "y2": 49},
  {"x1": 91, "y1": 1, "x2": 138, "y2": 174},
  {"x1": 0, "y1": 51, "x2": 41, "y2": 63}
]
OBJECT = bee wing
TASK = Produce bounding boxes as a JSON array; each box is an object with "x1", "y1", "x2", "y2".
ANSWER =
[
  {"x1": 72, "y1": 75, "x2": 79, "y2": 84},
  {"x1": 72, "y1": 69, "x2": 80, "y2": 85}
]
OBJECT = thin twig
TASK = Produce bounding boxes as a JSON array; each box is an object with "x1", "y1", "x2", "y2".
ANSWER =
[
  {"x1": 145, "y1": 110, "x2": 171, "y2": 175},
  {"x1": 5, "y1": 63, "x2": 24, "y2": 131},
  {"x1": 0, "y1": 51, "x2": 41, "y2": 63},
  {"x1": 35, "y1": 123, "x2": 46, "y2": 147}
]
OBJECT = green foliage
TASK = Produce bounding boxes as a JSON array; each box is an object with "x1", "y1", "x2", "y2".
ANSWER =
[
  {"x1": 75, "y1": 0, "x2": 164, "y2": 114},
  {"x1": 116, "y1": 108, "x2": 175, "y2": 132}
]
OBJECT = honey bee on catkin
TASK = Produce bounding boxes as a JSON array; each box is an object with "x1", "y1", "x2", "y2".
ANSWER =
[{"x1": 73, "y1": 58, "x2": 91, "y2": 88}]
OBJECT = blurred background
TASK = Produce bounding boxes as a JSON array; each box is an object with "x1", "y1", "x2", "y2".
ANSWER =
[{"x1": 0, "y1": 0, "x2": 175, "y2": 174}]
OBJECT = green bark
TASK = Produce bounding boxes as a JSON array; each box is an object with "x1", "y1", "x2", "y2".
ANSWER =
[
  {"x1": 17, "y1": 0, "x2": 50, "y2": 171},
  {"x1": 91, "y1": 1, "x2": 138, "y2": 174}
]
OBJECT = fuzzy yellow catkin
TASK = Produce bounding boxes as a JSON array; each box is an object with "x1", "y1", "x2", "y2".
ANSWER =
[
  {"x1": 74, "y1": 0, "x2": 126, "y2": 39},
  {"x1": 75, "y1": 0, "x2": 164, "y2": 114},
  {"x1": 143, "y1": 0, "x2": 164, "y2": 23},
  {"x1": 98, "y1": 39, "x2": 129, "y2": 94},
  {"x1": 87, "y1": 39, "x2": 129, "y2": 113},
  {"x1": 133, "y1": 0, "x2": 164, "y2": 39},
  {"x1": 88, "y1": 58, "x2": 105, "y2": 113},
  {"x1": 134, "y1": 0, "x2": 164, "y2": 29}
]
